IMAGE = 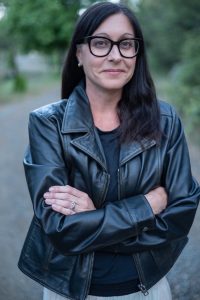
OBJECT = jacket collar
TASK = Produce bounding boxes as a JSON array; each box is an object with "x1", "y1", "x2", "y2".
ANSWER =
[
  {"x1": 62, "y1": 81, "x2": 94, "y2": 134},
  {"x1": 61, "y1": 82, "x2": 107, "y2": 170},
  {"x1": 61, "y1": 81, "x2": 156, "y2": 169}
]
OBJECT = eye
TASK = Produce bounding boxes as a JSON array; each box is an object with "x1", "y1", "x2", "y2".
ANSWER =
[
  {"x1": 91, "y1": 38, "x2": 110, "y2": 48},
  {"x1": 120, "y1": 40, "x2": 135, "y2": 49}
]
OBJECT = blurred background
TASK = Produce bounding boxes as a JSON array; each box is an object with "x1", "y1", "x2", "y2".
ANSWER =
[{"x1": 0, "y1": 0, "x2": 199, "y2": 299}]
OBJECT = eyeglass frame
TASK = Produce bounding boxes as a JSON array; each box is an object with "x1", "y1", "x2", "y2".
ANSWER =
[{"x1": 76, "y1": 36, "x2": 142, "y2": 59}]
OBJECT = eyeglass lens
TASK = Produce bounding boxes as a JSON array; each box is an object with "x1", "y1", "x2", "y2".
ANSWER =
[{"x1": 89, "y1": 37, "x2": 139, "y2": 58}]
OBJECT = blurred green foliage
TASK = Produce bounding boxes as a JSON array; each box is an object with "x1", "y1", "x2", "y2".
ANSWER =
[
  {"x1": 137, "y1": 0, "x2": 200, "y2": 136},
  {"x1": 0, "y1": 0, "x2": 96, "y2": 92},
  {"x1": 1, "y1": 0, "x2": 81, "y2": 53},
  {"x1": 137, "y1": 0, "x2": 199, "y2": 72}
]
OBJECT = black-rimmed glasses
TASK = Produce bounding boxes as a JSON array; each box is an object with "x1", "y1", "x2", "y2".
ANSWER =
[{"x1": 77, "y1": 36, "x2": 141, "y2": 58}]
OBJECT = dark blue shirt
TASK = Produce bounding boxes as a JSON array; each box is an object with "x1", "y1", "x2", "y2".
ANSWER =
[{"x1": 89, "y1": 127, "x2": 139, "y2": 296}]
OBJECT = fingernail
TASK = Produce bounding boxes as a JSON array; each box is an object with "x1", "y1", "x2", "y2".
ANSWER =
[
  {"x1": 49, "y1": 187, "x2": 54, "y2": 191},
  {"x1": 52, "y1": 204, "x2": 59, "y2": 210},
  {"x1": 45, "y1": 199, "x2": 52, "y2": 204}
]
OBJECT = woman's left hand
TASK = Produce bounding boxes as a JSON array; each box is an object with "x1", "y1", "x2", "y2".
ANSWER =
[{"x1": 43, "y1": 185, "x2": 96, "y2": 215}]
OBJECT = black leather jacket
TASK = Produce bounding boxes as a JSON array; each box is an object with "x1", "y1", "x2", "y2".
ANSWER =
[{"x1": 18, "y1": 82, "x2": 200, "y2": 299}]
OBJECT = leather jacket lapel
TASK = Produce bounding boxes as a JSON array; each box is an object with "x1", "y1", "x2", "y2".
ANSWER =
[
  {"x1": 61, "y1": 82, "x2": 107, "y2": 170},
  {"x1": 70, "y1": 132, "x2": 107, "y2": 171},
  {"x1": 119, "y1": 138, "x2": 157, "y2": 166},
  {"x1": 61, "y1": 82, "x2": 93, "y2": 133}
]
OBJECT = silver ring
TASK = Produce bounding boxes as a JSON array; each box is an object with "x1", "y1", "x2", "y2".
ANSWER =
[{"x1": 70, "y1": 201, "x2": 76, "y2": 211}]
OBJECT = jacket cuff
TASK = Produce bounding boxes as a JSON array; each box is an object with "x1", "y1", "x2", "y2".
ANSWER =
[{"x1": 124, "y1": 195, "x2": 155, "y2": 234}]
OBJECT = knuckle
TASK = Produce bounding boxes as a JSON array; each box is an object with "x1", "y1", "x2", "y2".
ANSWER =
[
  {"x1": 65, "y1": 201, "x2": 71, "y2": 208},
  {"x1": 61, "y1": 207, "x2": 67, "y2": 214},
  {"x1": 83, "y1": 194, "x2": 89, "y2": 201},
  {"x1": 69, "y1": 186, "x2": 76, "y2": 194},
  {"x1": 64, "y1": 193, "x2": 69, "y2": 200},
  {"x1": 63, "y1": 185, "x2": 68, "y2": 192},
  {"x1": 68, "y1": 187, "x2": 73, "y2": 192},
  {"x1": 52, "y1": 192, "x2": 57, "y2": 198},
  {"x1": 66, "y1": 185, "x2": 71, "y2": 192}
]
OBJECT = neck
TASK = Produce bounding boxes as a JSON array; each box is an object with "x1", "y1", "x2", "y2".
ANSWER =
[
  {"x1": 86, "y1": 84, "x2": 121, "y2": 131},
  {"x1": 86, "y1": 84, "x2": 121, "y2": 112}
]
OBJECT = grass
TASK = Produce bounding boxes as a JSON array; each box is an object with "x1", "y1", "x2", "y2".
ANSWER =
[{"x1": 0, "y1": 73, "x2": 60, "y2": 105}]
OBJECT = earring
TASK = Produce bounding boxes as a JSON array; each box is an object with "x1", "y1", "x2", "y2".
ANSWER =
[{"x1": 78, "y1": 62, "x2": 82, "y2": 67}]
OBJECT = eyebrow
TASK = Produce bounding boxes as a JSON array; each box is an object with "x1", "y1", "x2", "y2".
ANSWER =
[{"x1": 93, "y1": 32, "x2": 135, "y2": 39}]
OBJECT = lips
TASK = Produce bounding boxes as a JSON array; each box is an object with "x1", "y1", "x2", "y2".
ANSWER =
[{"x1": 103, "y1": 69, "x2": 125, "y2": 73}]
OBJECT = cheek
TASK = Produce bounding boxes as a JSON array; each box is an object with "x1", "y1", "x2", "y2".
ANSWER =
[
  {"x1": 126, "y1": 60, "x2": 136, "y2": 79},
  {"x1": 82, "y1": 58, "x2": 102, "y2": 77}
]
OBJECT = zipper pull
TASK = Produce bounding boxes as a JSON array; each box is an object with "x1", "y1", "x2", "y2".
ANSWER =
[{"x1": 138, "y1": 283, "x2": 149, "y2": 296}]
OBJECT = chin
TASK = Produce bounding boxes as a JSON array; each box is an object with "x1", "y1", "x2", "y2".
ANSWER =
[{"x1": 100, "y1": 79, "x2": 128, "y2": 91}]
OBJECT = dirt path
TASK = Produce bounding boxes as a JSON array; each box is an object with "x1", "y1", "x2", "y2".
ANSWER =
[{"x1": 0, "y1": 89, "x2": 199, "y2": 300}]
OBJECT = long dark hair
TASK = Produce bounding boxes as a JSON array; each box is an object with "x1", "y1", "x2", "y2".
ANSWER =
[{"x1": 62, "y1": 2, "x2": 161, "y2": 144}]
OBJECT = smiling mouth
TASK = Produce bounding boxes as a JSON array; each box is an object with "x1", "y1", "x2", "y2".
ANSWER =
[
  {"x1": 104, "y1": 69, "x2": 125, "y2": 72},
  {"x1": 103, "y1": 69, "x2": 125, "y2": 75}
]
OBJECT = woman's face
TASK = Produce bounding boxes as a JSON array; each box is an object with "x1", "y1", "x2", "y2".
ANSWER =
[{"x1": 76, "y1": 13, "x2": 137, "y2": 95}]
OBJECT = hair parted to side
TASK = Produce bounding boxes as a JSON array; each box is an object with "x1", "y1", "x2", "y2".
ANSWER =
[{"x1": 62, "y1": 1, "x2": 162, "y2": 144}]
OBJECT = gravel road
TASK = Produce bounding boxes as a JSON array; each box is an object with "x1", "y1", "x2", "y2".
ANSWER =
[{"x1": 0, "y1": 88, "x2": 199, "y2": 300}]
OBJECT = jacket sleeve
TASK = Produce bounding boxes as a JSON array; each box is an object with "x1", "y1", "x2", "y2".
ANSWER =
[
  {"x1": 102, "y1": 109, "x2": 200, "y2": 254},
  {"x1": 24, "y1": 111, "x2": 155, "y2": 255}
]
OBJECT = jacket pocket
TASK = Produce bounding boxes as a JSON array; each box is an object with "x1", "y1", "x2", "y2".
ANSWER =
[{"x1": 22, "y1": 216, "x2": 77, "y2": 272}]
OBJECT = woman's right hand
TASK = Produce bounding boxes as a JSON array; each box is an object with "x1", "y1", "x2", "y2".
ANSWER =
[{"x1": 145, "y1": 186, "x2": 168, "y2": 215}]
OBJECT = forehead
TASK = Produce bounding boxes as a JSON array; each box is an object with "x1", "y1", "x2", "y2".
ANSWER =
[{"x1": 93, "y1": 13, "x2": 134, "y2": 37}]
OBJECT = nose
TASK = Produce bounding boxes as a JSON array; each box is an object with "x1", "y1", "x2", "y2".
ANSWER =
[{"x1": 107, "y1": 44, "x2": 121, "y2": 61}]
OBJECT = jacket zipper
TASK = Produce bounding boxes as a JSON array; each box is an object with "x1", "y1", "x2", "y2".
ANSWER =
[
  {"x1": 83, "y1": 252, "x2": 94, "y2": 300},
  {"x1": 101, "y1": 172, "x2": 110, "y2": 206},
  {"x1": 83, "y1": 171, "x2": 110, "y2": 299},
  {"x1": 118, "y1": 168, "x2": 149, "y2": 296},
  {"x1": 133, "y1": 253, "x2": 149, "y2": 296},
  {"x1": 117, "y1": 168, "x2": 121, "y2": 201}
]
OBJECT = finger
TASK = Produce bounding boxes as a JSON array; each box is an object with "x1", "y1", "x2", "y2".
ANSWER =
[
  {"x1": 44, "y1": 192, "x2": 81, "y2": 207},
  {"x1": 45, "y1": 198, "x2": 83, "y2": 212},
  {"x1": 45, "y1": 198, "x2": 72, "y2": 208},
  {"x1": 51, "y1": 204, "x2": 75, "y2": 215},
  {"x1": 62, "y1": 185, "x2": 87, "y2": 198},
  {"x1": 48, "y1": 185, "x2": 85, "y2": 198},
  {"x1": 49, "y1": 186, "x2": 70, "y2": 193},
  {"x1": 44, "y1": 191, "x2": 71, "y2": 200}
]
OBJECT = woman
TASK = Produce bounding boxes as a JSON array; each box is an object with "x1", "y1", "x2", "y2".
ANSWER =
[{"x1": 18, "y1": 2, "x2": 200, "y2": 300}]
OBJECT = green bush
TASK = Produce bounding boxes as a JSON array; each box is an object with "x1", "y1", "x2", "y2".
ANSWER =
[
  {"x1": 169, "y1": 32, "x2": 200, "y2": 136},
  {"x1": 13, "y1": 74, "x2": 27, "y2": 92}
]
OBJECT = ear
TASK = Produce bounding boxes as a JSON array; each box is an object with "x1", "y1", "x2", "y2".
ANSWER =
[{"x1": 76, "y1": 45, "x2": 83, "y2": 66}]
